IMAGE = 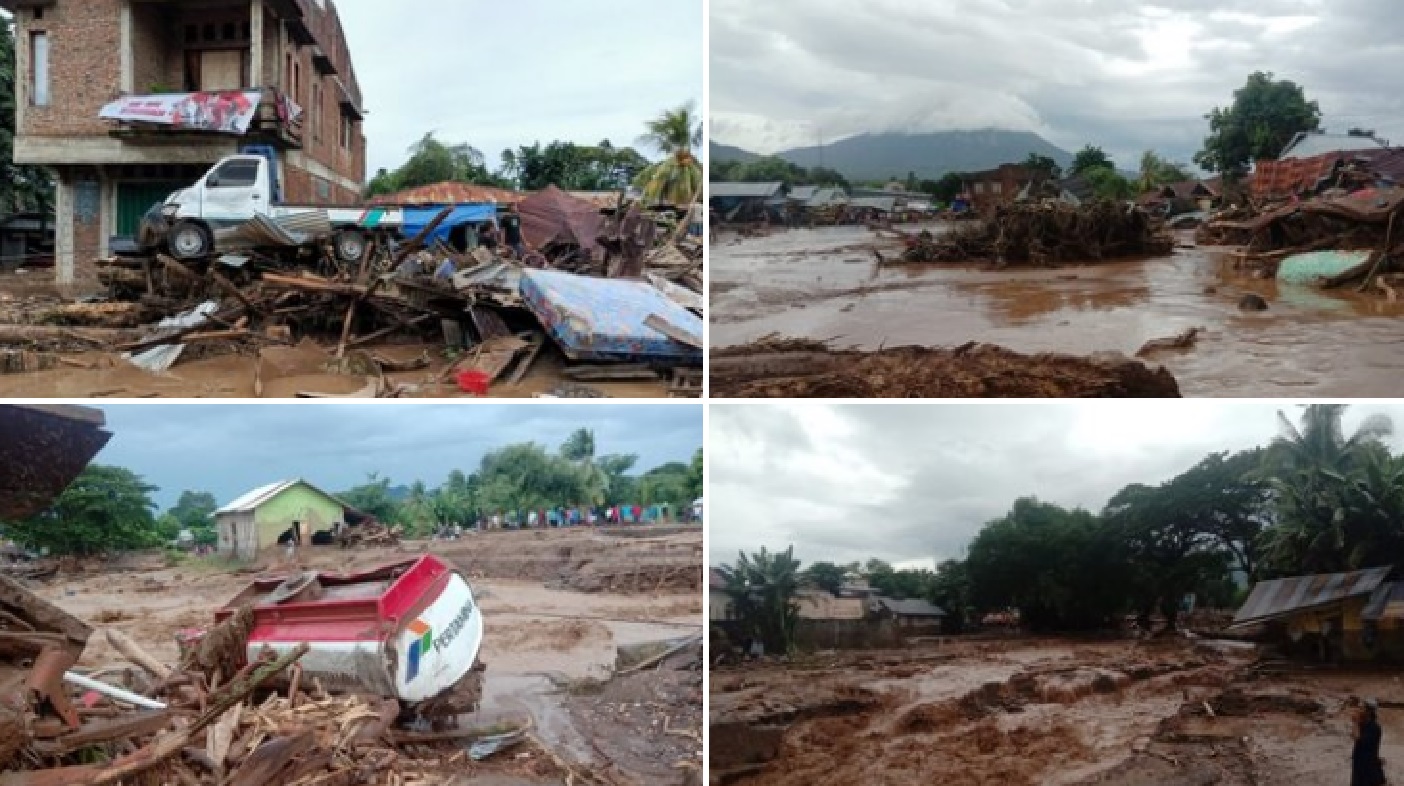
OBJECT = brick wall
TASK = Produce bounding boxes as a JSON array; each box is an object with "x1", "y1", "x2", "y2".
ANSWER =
[
  {"x1": 130, "y1": 3, "x2": 184, "y2": 94},
  {"x1": 20, "y1": 0, "x2": 123, "y2": 137}
]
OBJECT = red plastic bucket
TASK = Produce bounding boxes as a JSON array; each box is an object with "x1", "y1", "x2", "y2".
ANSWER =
[{"x1": 456, "y1": 370, "x2": 491, "y2": 395}]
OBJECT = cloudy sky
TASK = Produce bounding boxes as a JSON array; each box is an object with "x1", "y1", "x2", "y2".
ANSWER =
[
  {"x1": 709, "y1": 0, "x2": 1404, "y2": 168},
  {"x1": 709, "y1": 402, "x2": 1404, "y2": 570},
  {"x1": 338, "y1": 0, "x2": 703, "y2": 174},
  {"x1": 86, "y1": 404, "x2": 701, "y2": 510}
]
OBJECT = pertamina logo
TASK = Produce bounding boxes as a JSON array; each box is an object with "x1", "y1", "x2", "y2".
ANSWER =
[{"x1": 406, "y1": 619, "x2": 433, "y2": 682}]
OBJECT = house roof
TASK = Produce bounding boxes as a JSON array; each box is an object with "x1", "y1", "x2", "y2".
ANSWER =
[
  {"x1": 849, "y1": 197, "x2": 896, "y2": 212},
  {"x1": 216, "y1": 479, "x2": 347, "y2": 515},
  {"x1": 796, "y1": 590, "x2": 867, "y2": 620},
  {"x1": 1229, "y1": 567, "x2": 1393, "y2": 629},
  {"x1": 368, "y1": 182, "x2": 524, "y2": 207},
  {"x1": 1280, "y1": 132, "x2": 1387, "y2": 160},
  {"x1": 1363, "y1": 581, "x2": 1404, "y2": 622},
  {"x1": 874, "y1": 597, "x2": 947, "y2": 617},
  {"x1": 710, "y1": 182, "x2": 785, "y2": 199},
  {"x1": 789, "y1": 186, "x2": 820, "y2": 201}
]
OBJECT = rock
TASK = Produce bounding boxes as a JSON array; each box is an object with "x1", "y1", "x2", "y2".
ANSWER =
[{"x1": 1238, "y1": 294, "x2": 1269, "y2": 311}]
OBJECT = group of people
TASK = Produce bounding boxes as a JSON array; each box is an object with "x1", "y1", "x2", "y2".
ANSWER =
[{"x1": 466, "y1": 501, "x2": 699, "y2": 531}]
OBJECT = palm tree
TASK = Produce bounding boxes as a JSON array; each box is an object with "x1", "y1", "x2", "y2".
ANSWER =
[
  {"x1": 717, "y1": 546, "x2": 803, "y2": 654},
  {"x1": 636, "y1": 102, "x2": 703, "y2": 206},
  {"x1": 1259, "y1": 405, "x2": 1395, "y2": 574},
  {"x1": 560, "y1": 429, "x2": 608, "y2": 506}
]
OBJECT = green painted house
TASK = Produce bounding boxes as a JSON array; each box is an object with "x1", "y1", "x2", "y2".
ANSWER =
[{"x1": 214, "y1": 479, "x2": 358, "y2": 560}]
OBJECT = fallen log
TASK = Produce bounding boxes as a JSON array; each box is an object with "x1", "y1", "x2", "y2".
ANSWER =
[
  {"x1": 104, "y1": 628, "x2": 172, "y2": 681},
  {"x1": 0, "y1": 325, "x2": 143, "y2": 345}
]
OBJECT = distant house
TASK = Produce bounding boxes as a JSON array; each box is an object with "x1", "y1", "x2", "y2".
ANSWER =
[
  {"x1": 963, "y1": 164, "x2": 1033, "y2": 213},
  {"x1": 847, "y1": 196, "x2": 896, "y2": 220},
  {"x1": 794, "y1": 589, "x2": 867, "y2": 621},
  {"x1": 836, "y1": 576, "x2": 880, "y2": 599},
  {"x1": 710, "y1": 182, "x2": 786, "y2": 222},
  {"x1": 870, "y1": 597, "x2": 947, "y2": 630},
  {"x1": 1228, "y1": 567, "x2": 1403, "y2": 662},
  {"x1": 709, "y1": 568, "x2": 734, "y2": 622},
  {"x1": 215, "y1": 479, "x2": 364, "y2": 560},
  {"x1": 1138, "y1": 180, "x2": 1219, "y2": 215}
]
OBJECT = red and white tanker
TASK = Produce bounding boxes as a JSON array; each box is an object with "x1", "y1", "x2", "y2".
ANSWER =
[{"x1": 209, "y1": 554, "x2": 484, "y2": 708}]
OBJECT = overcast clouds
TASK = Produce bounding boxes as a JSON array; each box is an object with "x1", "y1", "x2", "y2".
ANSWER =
[
  {"x1": 709, "y1": 402, "x2": 1404, "y2": 570},
  {"x1": 88, "y1": 404, "x2": 701, "y2": 510},
  {"x1": 709, "y1": 0, "x2": 1404, "y2": 168},
  {"x1": 339, "y1": 0, "x2": 703, "y2": 174}
]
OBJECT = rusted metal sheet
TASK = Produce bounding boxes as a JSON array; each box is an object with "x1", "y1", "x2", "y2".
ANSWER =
[
  {"x1": 1231, "y1": 566, "x2": 1393, "y2": 628},
  {"x1": 1362, "y1": 581, "x2": 1404, "y2": 622},
  {"x1": 0, "y1": 405, "x2": 111, "y2": 521}
]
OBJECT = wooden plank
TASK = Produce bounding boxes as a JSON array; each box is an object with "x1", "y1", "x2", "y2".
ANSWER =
[{"x1": 505, "y1": 334, "x2": 547, "y2": 386}]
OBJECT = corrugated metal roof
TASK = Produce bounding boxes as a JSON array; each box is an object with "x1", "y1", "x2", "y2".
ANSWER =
[
  {"x1": 874, "y1": 597, "x2": 947, "y2": 617},
  {"x1": 369, "y1": 182, "x2": 524, "y2": 207},
  {"x1": 1230, "y1": 567, "x2": 1393, "y2": 627},
  {"x1": 806, "y1": 188, "x2": 847, "y2": 208},
  {"x1": 709, "y1": 182, "x2": 785, "y2": 199},
  {"x1": 789, "y1": 186, "x2": 819, "y2": 201},
  {"x1": 216, "y1": 479, "x2": 351, "y2": 516},
  {"x1": 1280, "y1": 132, "x2": 1386, "y2": 160},
  {"x1": 1363, "y1": 581, "x2": 1404, "y2": 622}
]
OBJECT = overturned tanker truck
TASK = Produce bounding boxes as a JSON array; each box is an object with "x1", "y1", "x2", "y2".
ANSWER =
[{"x1": 201, "y1": 553, "x2": 486, "y2": 717}]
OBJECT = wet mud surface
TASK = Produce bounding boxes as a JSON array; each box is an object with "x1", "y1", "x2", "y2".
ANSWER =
[
  {"x1": 33, "y1": 531, "x2": 702, "y2": 785},
  {"x1": 711, "y1": 226, "x2": 1404, "y2": 397},
  {"x1": 708, "y1": 638, "x2": 1404, "y2": 786}
]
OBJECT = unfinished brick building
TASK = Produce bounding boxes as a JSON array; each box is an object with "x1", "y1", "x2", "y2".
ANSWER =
[{"x1": 1, "y1": 0, "x2": 367, "y2": 284}]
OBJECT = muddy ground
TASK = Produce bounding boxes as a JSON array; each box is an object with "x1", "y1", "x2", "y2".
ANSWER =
[
  {"x1": 29, "y1": 527, "x2": 703, "y2": 785},
  {"x1": 711, "y1": 224, "x2": 1404, "y2": 397},
  {"x1": 709, "y1": 637, "x2": 1404, "y2": 786},
  {"x1": 0, "y1": 274, "x2": 673, "y2": 399}
]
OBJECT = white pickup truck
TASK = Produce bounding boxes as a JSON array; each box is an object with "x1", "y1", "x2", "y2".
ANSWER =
[{"x1": 143, "y1": 154, "x2": 403, "y2": 263}]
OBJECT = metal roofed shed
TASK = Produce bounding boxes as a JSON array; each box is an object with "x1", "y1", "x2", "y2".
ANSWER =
[
  {"x1": 1363, "y1": 581, "x2": 1404, "y2": 622},
  {"x1": 1228, "y1": 566, "x2": 1393, "y2": 629},
  {"x1": 519, "y1": 270, "x2": 703, "y2": 364},
  {"x1": 1280, "y1": 131, "x2": 1387, "y2": 160},
  {"x1": 215, "y1": 479, "x2": 367, "y2": 560},
  {"x1": 709, "y1": 182, "x2": 785, "y2": 199}
]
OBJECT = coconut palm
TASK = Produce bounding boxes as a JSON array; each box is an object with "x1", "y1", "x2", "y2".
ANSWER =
[
  {"x1": 560, "y1": 429, "x2": 609, "y2": 506},
  {"x1": 1258, "y1": 405, "x2": 1396, "y2": 574},
  {"x1": 636, "y1": 103, "x2": 703, "y2": 206}
]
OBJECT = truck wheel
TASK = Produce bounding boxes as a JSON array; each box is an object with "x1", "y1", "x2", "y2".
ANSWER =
[
  {"x1": 169, "y1": 220, "x2": 212, "y2": 260},
  {"x1": 334, "y1": 230, "x2": 369, "y2": 264}
]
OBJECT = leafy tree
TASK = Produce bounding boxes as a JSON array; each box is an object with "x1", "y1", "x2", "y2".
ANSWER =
[
  {"x1": 1022, "y1": 153, "x2": 1062, "y2": 181},
  {"x1": 366, "y1": 133, "x2": 510, "y2": 197},
  {"x1": 168, "y1": 490, "x2": 218, "y2": 546},
  {"x1": 509, "y1": 141, "x2": 648, "y2": 191},
  {"x1": 2, "y1": 466, "x2": 160, "y2": 555},
  {"x1": 802, "y1": 561, "x2": 847, "y2": 594},
  {"x1": 0, "y1": 19, "x2": 52, "y2": 214},
  {"x1": 718, "y1": 546, "x2": 802, "y2": 654},
  {"x1": 476, "y1": 443, "x2": 586, "y2": 513},
  {"x1": 966, "y1": 498, "x2": 1130, "y2": 631},
  {"x1": 637, "y1": 462, "x2": 693, "y2": 511},
  {"x1": 918, "y1": 172, "x2": 965, "y2": 203},
  {"x1": 1137, "y1": 150, "x2": 1192, "y2": 193},
  {"x1": 337, "y1": 473, "x2": 405, "y2": 525},
  {"x1": 1081, "y1": 166, "x2": 1136, "y2": 201},
  {"x1": 637, "y1": 102, "x2": 703, "y2": 205},
  {"x1": 687, "y1": 447, "x2": 704, "y2": 500},
  {"x1": 1070, "y1": 145, "x2": 1113, "y2": 177},
  {"x1": 1194, "y1": 71, "x2": 1322, "y2": 176},
  {"x1": 928, "y1": 559, "x2": 972, "y2": 633}
]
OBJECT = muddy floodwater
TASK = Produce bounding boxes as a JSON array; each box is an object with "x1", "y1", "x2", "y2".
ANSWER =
[{"x1": 711, "y1": 225, "x2": 1404, "y2": 396}]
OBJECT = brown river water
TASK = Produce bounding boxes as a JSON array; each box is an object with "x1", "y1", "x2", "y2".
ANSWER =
[{"x1": 710, "y1": 224, "x2": 1404, "y2": 397}]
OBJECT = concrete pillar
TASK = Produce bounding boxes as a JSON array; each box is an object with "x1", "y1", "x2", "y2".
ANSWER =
[
  {"x1": 250, "y1": 0, "x2": 264, "y2": 87},
  {"x1": 54, "y1": 175, "x2": 74, "y2": 286},
  {"x1": 98, "y1": 173, "x2": 113, "y2": 260},
  {"x1": 119, "y1": 0, "x2": 133, "y2": 93}
]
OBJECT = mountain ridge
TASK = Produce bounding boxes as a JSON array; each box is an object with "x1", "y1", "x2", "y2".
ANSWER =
[{"x1": 711, "y1": 130, "x2": 1076, "y2": 181}]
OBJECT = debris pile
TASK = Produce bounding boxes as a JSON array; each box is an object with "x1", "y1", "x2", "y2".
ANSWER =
[
  {"x1": 2, "y1": 202, "x2": 704, "y2": 397},
  {"x1": 1199, "y1": 188, "x2": 1404, "y2": 293},
  {"x1": 711, "y1": 336, "x2": 1183, "y2": 398},
  {"x1": 884, "y1": 202, "x2": 1173, "y2": 266},
  {"x1": 335, "y1": 521, "x2": 401, "y2": 549}
]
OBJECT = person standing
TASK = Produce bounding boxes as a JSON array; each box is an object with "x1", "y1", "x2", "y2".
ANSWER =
[
  {"x1": 478, "y1": 220, "x2": 500, "y2": 252},
  {"x1": 501, "y1": 205, "x2": 526, "y2": 257},
  {"x1": 1352, "y1": 699, "x2": 1387, "y2": 786}
]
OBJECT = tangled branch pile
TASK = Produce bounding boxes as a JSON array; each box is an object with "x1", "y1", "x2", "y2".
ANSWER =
[{"x1": 893, "y1": 202, "x2": 1173, "y2": 266}]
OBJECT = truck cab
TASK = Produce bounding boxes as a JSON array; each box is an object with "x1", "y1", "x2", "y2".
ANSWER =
[{"x1": 148, "y1": 155, "x2": 399, "y2": 264}]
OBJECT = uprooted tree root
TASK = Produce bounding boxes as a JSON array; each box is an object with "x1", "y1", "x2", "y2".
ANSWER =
[
  {"x1": 711, "y1": 338, "x2": 1182, "y2": 398},
  {"x1": 889, "y1": 202, "x2": 1173, "y2": 266}
]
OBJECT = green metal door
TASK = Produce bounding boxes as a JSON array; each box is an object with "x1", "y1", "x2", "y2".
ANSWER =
[{"x1": 116, "y1": 183, "x2": 185, "y2": 237}]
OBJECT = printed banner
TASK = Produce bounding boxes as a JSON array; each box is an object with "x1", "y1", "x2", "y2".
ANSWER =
[{"x1": 99, "y1": 91, "x2": 263, "y2": 134}]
